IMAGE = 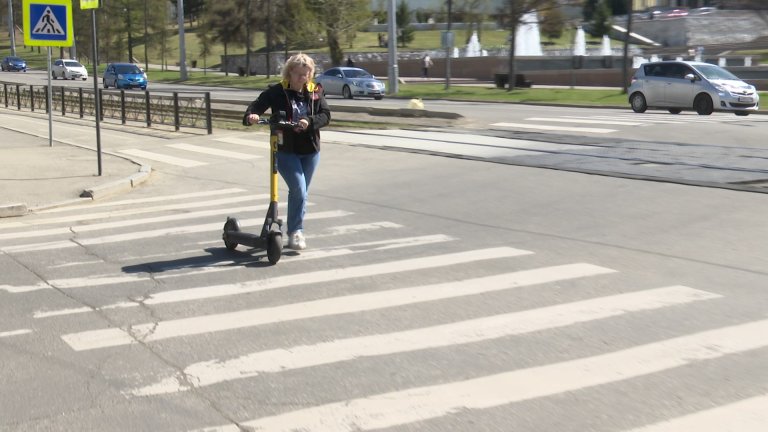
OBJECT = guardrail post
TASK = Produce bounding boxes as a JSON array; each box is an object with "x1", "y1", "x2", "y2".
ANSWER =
[
  {"x1": 205, "y1": 92, "x2": 212, "y2": 134},
  {"x1": 16, "y1": 84, "x2": 21, "y2": 110},
  {"x1": 120, "y1": 89, "x2": 126, "y2": 124},
  {"x1": 98, "y1": 88, "x2": 104, "y2": 120},
  {"x1": 60, "y1": 87, "x2": 66, "y2": 116},
  {"x1": 30, "y1": 85, "x2": 34, "y2": 112},
  {"x1": 3, "y1": 83, "x2": 7, "y2": 107},
  {"x1": 145, "y1": 90, "x2": 151, "y2": 127},
  {"x1": 173, "y1": 92, "x2": 180, "y2": 131},
  {"x1": 78, "y1": 88, "x2": 84, "y2": 118},
  {"x1": 44, "y1": 85, "x2": 49, "y2": 113}
]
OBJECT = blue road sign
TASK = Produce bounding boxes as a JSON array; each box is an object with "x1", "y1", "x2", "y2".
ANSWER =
[{"x1": 23, "y1": 0, "x2": 74, "y2": 46}]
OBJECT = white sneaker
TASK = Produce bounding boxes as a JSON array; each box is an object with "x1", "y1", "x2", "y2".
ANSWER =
[{"x1": 288, "y1": 230, "x2": 306, "y2": 250}]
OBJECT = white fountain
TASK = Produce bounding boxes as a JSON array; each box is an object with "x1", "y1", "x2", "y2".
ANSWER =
[
  {"x1": 600, "y1": 35, "x2": 612, "y2": 56},
  {"x1": 573, "y1": 26, "x2": 587, "y2": 56},
  {"x1": 515, "y1": 12, "x2": 543, "y2": 56},
  {"x1": 465, "y1": 31, "x2": 482, "y2": 57}
]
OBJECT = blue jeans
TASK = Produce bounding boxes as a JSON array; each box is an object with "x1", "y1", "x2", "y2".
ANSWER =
[{"x1": 276, "y1": 151, "x2": 319, "y2": 234}]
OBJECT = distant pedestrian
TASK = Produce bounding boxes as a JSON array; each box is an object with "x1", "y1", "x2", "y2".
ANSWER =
[
  {"x1": 346, "y1": 57, "x2": 354, "y2": 67},
  {"x1": 422, "y1": 54, "x2": 433, "y2": 78}
]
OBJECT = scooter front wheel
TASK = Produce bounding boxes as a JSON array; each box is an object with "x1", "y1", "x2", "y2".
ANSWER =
[
  {"x1": 266, "y1": 231, "x2": 282, "y2": 264},
  {"x1": 223, "y1": 217, "x2": 241, "y2": 251}
]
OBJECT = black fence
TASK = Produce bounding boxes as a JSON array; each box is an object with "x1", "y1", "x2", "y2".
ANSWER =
[{"x1": 0, "y1": 82, "x2": 212, "y2": 134}]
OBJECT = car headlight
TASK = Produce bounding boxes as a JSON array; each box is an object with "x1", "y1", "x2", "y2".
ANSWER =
[
  {"x1": 142, "y1": 73, "x2": 148, "y2": 79},
  {"x1": 352, "y1": 81, "x2": 362, "y2": 87},
  {"x1": 118, "y1": 74, "x2": 125, "y2": 79}
]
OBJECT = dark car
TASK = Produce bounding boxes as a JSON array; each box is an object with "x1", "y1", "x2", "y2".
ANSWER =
[
  {"x1": 1, "y1": 56, "x2": 27, "y2": 72},
  {"x1": 102, "y1": 63, "x2": 148, "y2": 90},
  {"x1": 315, "y1": 67, "x2": 385, "y2": 100}
]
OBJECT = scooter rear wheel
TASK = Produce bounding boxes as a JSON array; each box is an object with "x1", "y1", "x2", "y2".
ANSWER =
[
  {"x1": 223, "y1": 217, "x2": 241, "y2": 251},
  {"x1": 266, "y1": 231, "x2": 282, "y2": 264}
]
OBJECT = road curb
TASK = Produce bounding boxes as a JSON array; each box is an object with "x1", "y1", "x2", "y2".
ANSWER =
[{"x1": 80, "y1": 164, "x2": 152, "y2": 200}]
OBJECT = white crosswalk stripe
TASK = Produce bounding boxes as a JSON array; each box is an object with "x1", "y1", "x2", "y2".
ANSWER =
[
  {"x1": 194, "y1": 319, "x2": 768, "y2": 432},
  {"x1": 0, "y1": 186, "x2": 758, "y2": 431}
]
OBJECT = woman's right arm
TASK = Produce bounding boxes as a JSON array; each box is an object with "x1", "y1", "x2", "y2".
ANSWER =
[{"x1": 242, "y1": 92, "x2": 271, "y2": 126}]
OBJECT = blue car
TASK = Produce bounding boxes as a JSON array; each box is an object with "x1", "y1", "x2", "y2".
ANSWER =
[
  {"x1": 102, "y1": 63, "x2": 148, "y2": 90},
  {"x1": 1, "y1": 56, "x2": 27, "y2": 72}
]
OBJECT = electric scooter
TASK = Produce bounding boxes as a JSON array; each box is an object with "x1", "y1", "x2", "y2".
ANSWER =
[{"x1": 222, "y1": 111, "x2": 296, "y2": 264}]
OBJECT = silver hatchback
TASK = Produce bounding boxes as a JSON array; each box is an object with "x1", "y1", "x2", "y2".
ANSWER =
[{"x1": 628, "y1": 60, "x2": 759, "y2": 116}]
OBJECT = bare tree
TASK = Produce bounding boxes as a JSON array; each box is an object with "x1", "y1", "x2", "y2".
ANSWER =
[{"x1": 498, "y1": 0, "x2": 556, "y2": 91}]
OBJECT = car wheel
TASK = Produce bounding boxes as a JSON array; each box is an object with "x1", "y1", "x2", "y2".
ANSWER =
[
  {"x1": 630, "y1": 93, "x2": 647, "y2": 113},
  {"x1": 374, "y1": 96, "x2": 383, "y2": 100},
  {"x1": 51, "y1": 71, "x2": 57, "y2": 79},
  {"x1": 734, "y1": 111, "x2": 750, "y2": 117},
  {"x1": 668, "y1": 108, "x2": 682, "y2": 114},
  {"x1": 694, "y1": 94, "x2": 713, "y2": 115},
  {"x1": 342, "y1": 85, "x2": 353, "y2": 99},
  {"x1": 103, "y1": 79, "x2": 108, "y2": 89}
]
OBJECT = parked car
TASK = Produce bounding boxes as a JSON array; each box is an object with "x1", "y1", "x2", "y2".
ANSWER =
[
  {"x1": 628, "y1": 60, "x2": 759, "y2": 116},
  {"x1": 315, "y1": 67, "x2": 385, "y2": 100},
  {"x1": 51, "y1": 59, "x2": 88, "y2": 80},
  {"x1": 691, "y1": 7, "x2": 718, "y2": 15},
  {"x1": 1, "y1": 56, "x2": 27, "y2": 72},
  {"x1": 102, "y1": 63, "x2": 148, "y2": 90}
]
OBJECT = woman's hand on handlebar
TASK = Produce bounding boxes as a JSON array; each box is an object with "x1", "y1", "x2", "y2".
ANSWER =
[
  {"x1": 246, "y1": 113, "x2": 260, "y2": 125},
  {"x1": 295, "y1": 118, "x2": 309, "y2": 132}
]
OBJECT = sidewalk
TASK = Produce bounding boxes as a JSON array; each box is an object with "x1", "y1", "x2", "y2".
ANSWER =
[{"x1": 0, "y1": 115, "x2": 149, "y2": 217}]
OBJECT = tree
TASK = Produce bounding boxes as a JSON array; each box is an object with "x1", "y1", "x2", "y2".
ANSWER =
[
  {"x1": 539, "y1": 4, "x2": 565, "y2": 42},
  {"x1": 200, "y1": 0, "x2": 247, "y2": 76},
  {"x1": 497, "y1": 0, "x2": 557, "y2": 91},
  {"x1": 396, "y1": 0, "x2": 415, "y2": 47},
  {"x1": 456, "y1": 0, "x2": 492, "y2": 44},
  {"x1": 591, "y1": 0, "x2": 612, "y2": 37},
  {"x1": 305, "y1": 0, "x2": 369, "y2": 66}
]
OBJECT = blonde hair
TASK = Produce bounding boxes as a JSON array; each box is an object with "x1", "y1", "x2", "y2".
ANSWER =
[{"x1": 282, "y1": 53, "x2": 316, "y2": 81}]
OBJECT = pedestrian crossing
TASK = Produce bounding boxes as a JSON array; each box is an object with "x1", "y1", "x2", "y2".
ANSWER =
[
  {"x1": 117, "y1": 135, "x2": 271, "y2": 168},
  {"x1": 490, "y1": 112, "x2": 753, "y2": 134},
  {"x1": 0, "y1": 187, "x2": 765, "y2": 431}
]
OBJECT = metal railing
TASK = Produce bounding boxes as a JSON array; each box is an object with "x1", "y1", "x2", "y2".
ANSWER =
[{"x1": 0, "y1": 82, "x2": 212, "y2": 134}]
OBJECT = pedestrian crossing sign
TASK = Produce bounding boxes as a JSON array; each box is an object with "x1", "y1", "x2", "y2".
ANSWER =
[{"x1": 23, "y1": 0, "x2": 74, "y2": 47}]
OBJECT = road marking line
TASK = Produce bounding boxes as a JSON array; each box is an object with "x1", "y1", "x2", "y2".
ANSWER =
[
  {"x1": 490, "y1": 122, "x2": 617, "y2": 134},
  {"x1": 526, "y1": 117, "x2": 642, "y2": 126},
  {"x1": 167, "y1": 143, "x2": 261, "y2": 160},
  {"x1": 194, "y1": 318, "x2": 768, "y2": 432},
  {"x1": 61, "y1": 248, "x2": 540, "y2": 350},
  {"x1": 214, "y1": 136, "x2": 270, "y2": 149},
  {"x1": 33, "y1": 188, "x2": 247, "y2": 215},
  {"x1": 0, "y1": 329, "x2": 33, "y2": 338},
  {"x1": 130, "y1": 285, "x2": 713, "y2": 396},
  {"x1": 118, "y1": 149, "x2": 207, "y2": 167},
  {"x1": 623, "y1": 393, "x2": 768, "y2": 432},
  {"x1": 0, "y1": 210, "x2": 353, "y2": 253},
  {"x1": 0, "y1": 197, "x2": 270, "y2": 239}
]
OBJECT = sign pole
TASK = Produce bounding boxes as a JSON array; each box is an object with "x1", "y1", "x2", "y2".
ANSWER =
[
  {"x1": 91, "y1": 8, "x2": 102, "y2": 175},
  {"x1": 47, "y1": 46, "x2": 53, "y2": 147}
]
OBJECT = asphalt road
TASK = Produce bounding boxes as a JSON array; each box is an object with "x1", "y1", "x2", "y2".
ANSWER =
[{"x1": 2, "y1": 78, "x2": 768, "y2": 431}]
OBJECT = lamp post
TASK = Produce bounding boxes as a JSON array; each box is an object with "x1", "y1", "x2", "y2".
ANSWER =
[
  {"x1": 387, "y1": 0, "x2": 398, "y2": 95},
  {"x1": 178, "y1": 0, "x2": 188, "y2": 80},
  {"x1": 622, "y1": 0, "x2": 633, "y2": 94},
  {"x1": 445, "y1": 0, "x2": 452, "y2": 90},
  {"x1": 7, "y1": 0, "x2": 16, "y2": 56}
]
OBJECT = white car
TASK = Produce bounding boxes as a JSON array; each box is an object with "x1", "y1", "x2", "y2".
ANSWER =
[
  {"x1": 628, "y1": 60, "x2": 759, "y2": 116},
  {"x1": 52, "y1": 59, "x2": 88, "y2": 80}
]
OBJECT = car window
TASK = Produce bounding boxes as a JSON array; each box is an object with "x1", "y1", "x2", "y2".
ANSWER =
[
  {"x1": 116, "y1": 65, "x2": 142, "y2": 74},
  {"x1": 323, "y1": 69, "x2": 338, "y2": 76},
  {"x1": 644, "y1": 64, "x2": 664, "y2": 77},
  {"x1": 64, "y1": 61, "x2": 83, "y2": 67},
  {"x1": 55, "y1": 60, "x2": 62, "y2": 66},
  {"x1": 344, "y1": 69, "x2": 372, "y2": 79},
  {"x1": 695, "y1": 64, "x2": 740, "y2": 81}
]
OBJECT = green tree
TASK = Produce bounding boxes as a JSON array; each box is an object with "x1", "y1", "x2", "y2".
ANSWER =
[
  {"x1": 395, "y1": 0, "x2": 415, "y2": 47},
  {"x1": 591, "y1": 0, "x2": 612, "y2": 37},
  {"x1": 305, "y1": 0, "x2": 369, "y2": 66},
  {"x1": 539, "y1": 3, "x2": 565, "y2": 42},
  {"x1": 456, "y1": 0, "x2": 491, "y2": 44},
  {"x1": 200, "y1": 0, "x2": 247, "y2": 76}
]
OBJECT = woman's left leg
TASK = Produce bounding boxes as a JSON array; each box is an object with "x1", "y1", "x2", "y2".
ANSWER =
[{"x1": 277, "y1": 151, "x2": 319, "y2": 234}]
